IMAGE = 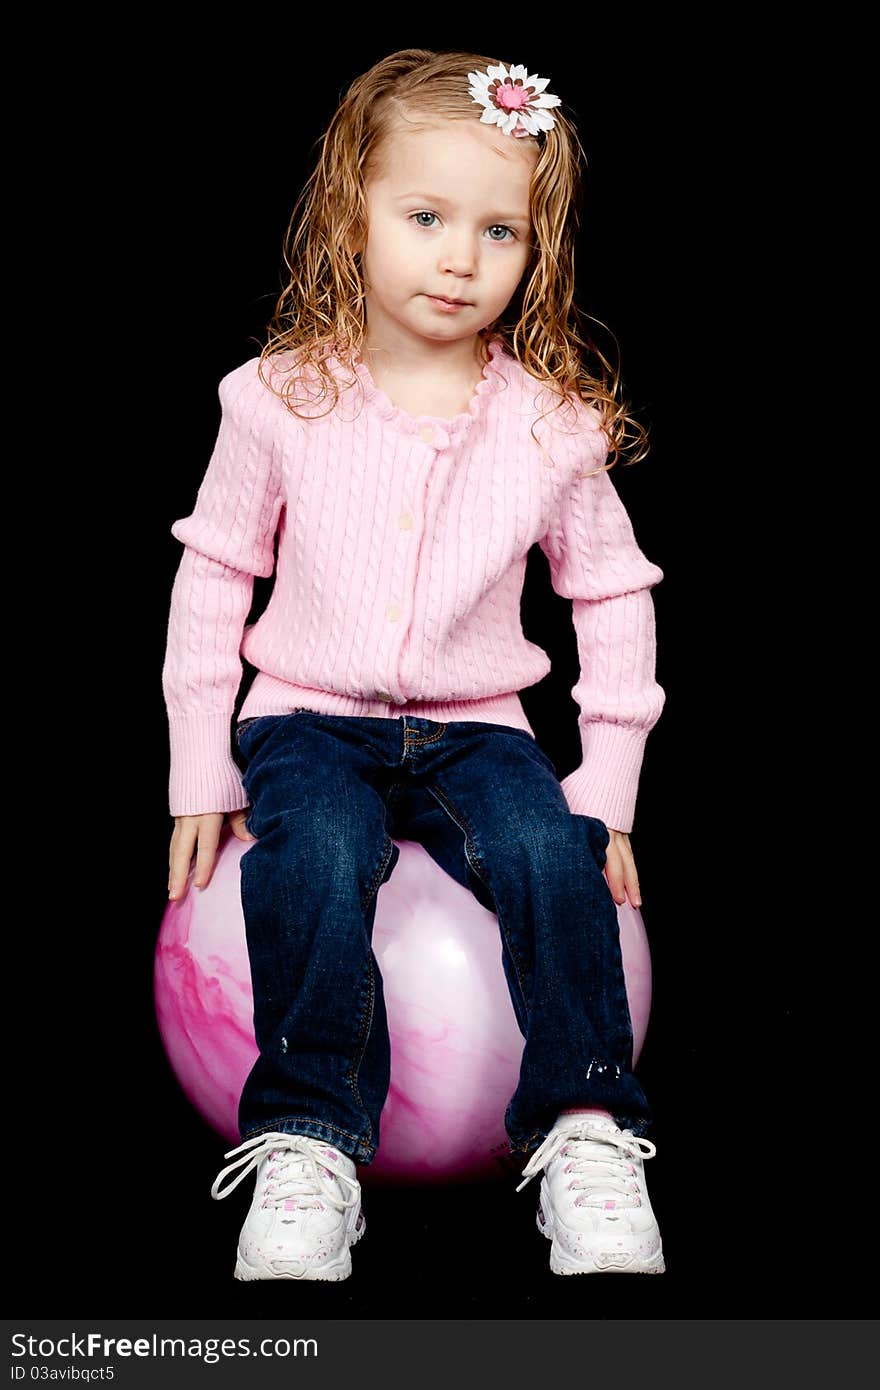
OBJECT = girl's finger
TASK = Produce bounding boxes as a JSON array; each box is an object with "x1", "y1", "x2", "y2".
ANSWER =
[
  {"x1": 193, "y1": 820, "x2": 222, "y2": 890},
  {"x1": 625, "y1": 861, "x2": 642, "y2": 907},
  {"x1": 604, "y1": 866, "x2": 627, "y2": 907},
  {"x1": 168, "y1": 828, "x2": 197, "y2": 899},
  {"x1": 228, "y1": 808, "x2": 258, "y2": 842}
]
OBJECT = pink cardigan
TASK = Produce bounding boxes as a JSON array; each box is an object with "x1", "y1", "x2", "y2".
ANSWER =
[{"x1": 162, "y1": 338, "x2": 665, "y2": 831}]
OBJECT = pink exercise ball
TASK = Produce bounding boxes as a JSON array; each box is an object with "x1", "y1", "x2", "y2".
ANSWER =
[{"x1": 154, "y1": 829, "x2": 653, "y2": 1185}]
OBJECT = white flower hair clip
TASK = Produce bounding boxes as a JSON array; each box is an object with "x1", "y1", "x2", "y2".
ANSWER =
[{"x1": 467, "y1": 62, "x2": 561, "y2": 139}]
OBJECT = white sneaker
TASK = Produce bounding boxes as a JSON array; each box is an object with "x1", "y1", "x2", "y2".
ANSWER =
[
  {"x1": 210, "y1": 1132, "x2": 365, "y2": 1281},
  {"x1": 516, "y1": 1114, "x2": 665, "y2": 1275}
]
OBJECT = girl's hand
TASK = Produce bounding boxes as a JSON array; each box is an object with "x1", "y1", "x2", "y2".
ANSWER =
[
  {"x1": 604, "y1": 828, "x2": 642, "y2": 909},
  {"x1": 168, "y1": 809, "x2": 258, "y2": 901}
]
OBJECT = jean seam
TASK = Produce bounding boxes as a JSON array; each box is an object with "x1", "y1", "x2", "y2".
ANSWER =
[
  {"x1": 347, "y1": 833, "x2": 396, "y2": 1140},
  {"x1": 509, "y1": 1128, "x2": 546, "y2": 1155},
  {"x1": 240, "y1": 1116, "x2": 375, "y2": 1160},
  {"x1": 344, "y1": 951, "x2": 375, "y2": 1146},
  {"x1": 404, "y1": 722, "x2": 447, "y2": 748},
  {"x1": 359, "y1": 834, "x2": 395, "y2": 911},
  {"x1": 424, "y1": 781, "x2": 531, "y2": 1022}
]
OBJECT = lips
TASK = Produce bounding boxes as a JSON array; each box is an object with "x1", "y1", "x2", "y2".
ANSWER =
[{"x1": 429, "y1": 295, "x2": 469, "y2": 305}]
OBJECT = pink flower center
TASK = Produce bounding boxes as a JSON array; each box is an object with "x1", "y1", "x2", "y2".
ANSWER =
[{"x1": 493, "y1": 82, "x2": 531, "y2": 113}]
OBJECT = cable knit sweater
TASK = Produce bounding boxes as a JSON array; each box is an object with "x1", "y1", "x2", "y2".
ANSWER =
[{"x1": 161, "y1": 337, "x2": 665, "y2": 831}]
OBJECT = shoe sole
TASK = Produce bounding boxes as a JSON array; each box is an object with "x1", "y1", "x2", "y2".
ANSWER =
[
  {"x1": 537, "y1": 1199, "x2": 665, "y2": 1276},
  {"x1": 234, "y1": 1208, "x2": 365, "y2": 1281}
]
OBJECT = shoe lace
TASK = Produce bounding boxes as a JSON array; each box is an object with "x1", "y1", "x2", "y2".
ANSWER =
[
  {"x1": 210, "y1": 1132, "x2": 360, "y2": 1213},
  {"x1": 515, "y1": 1121, "x2": 656, "y2": 1204}
]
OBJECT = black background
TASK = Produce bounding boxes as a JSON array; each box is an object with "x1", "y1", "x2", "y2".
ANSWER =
[{"x1": 18, "y1": 21, "x2": 855, "y2": 1325}]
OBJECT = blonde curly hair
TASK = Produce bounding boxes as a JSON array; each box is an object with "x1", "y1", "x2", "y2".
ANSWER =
[{"x1": 256, "y1": 47, "x2": 650, "y2": 474}]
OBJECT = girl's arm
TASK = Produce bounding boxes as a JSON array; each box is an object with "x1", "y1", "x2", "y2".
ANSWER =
[
  {"x1": 161, "y1": 360, "x2": 284, "y2": 818},
  {"x1": 538, "y1": 417, "x2": 665, "y2": 835}
]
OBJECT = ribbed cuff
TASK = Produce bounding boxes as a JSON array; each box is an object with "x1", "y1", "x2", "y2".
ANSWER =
[
  {"x1": 167, "y1": 713, "x2": 250, "y2": 818},
  {"x1": 558, "y1": 721, "x2": 650, "y2": 834}
]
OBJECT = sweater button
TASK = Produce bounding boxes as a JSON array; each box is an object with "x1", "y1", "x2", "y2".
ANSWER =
[
  {"x1": 376, "y1": 691, "x2": 393, "y2": 702},
  {"x1": 417, "y1": 426, "x2": 434, "y2": 444},
  {"x1": 398, "y1": 512, "x2": 414, "y2": 529},
  {"x1": 385, "y1": 604, "x2": 401, "y2": 622}
]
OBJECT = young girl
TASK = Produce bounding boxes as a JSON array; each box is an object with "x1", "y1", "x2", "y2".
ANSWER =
[{"x1": 163, "y1": 48, "x2": 666, "y2": 1282}]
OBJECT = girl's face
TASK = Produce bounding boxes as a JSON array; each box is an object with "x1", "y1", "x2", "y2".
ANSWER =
[{"x1": 358, "y1": 120, "x2": 537, "y2": 353}]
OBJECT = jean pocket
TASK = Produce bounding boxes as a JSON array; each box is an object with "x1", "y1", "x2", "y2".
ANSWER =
[
  {"x1": 235, "y1": 716, "x2": 268, "y2": 749},
  {"x1": 235, "y1": 709, "x2": 308, "y2": 750}
]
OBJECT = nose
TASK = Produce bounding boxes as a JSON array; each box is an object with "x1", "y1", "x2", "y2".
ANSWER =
[{"x1": 439, "y1": 232, "x2": 477, "y2": 279}]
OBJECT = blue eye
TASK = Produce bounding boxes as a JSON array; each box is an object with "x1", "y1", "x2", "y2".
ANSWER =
[{"x1": 409, "y1": 212, "x2": 516, "y2": 241}]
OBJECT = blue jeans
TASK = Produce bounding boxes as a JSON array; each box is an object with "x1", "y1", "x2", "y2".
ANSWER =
[{"x1": 234, "y1": 711, "x2": 652, "y2": 1164}]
